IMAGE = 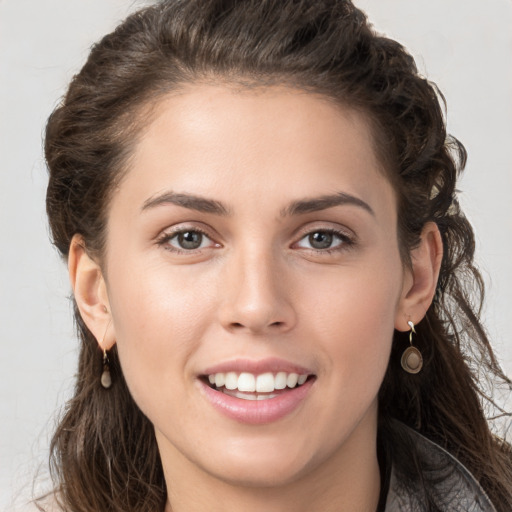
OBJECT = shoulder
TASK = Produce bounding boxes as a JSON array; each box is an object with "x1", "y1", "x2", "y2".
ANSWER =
[{"x1": 385, "y1": 421, "x2": 497, "y2": 512}]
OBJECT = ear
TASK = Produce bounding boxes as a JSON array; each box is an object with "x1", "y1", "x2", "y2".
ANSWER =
[
  {"x1": 395, "y1": 222, "x2": 443, "y2": 331},
  {"x1": 68, "y1": 234, "x2": 115, "y2": 350}
]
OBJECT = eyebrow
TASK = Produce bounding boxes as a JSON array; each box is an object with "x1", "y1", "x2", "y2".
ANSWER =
[
  {"x1": 141, "y1": 192, "x2": 231, "y2": 216},
  {"x1": 141, "y1": 191, "x2": 374, "y2": 217},
  {"x1": 280, "y1": 192, "x2": 375, "y2": 217}
]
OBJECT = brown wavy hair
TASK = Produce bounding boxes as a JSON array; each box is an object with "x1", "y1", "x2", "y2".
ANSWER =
[{"x1": 42, "y1": 0, "x2": 512, "y2": 510}]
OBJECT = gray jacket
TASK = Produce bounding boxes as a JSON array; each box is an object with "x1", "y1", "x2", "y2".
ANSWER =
[{"x1": 384, "y1": 424, "x2": 497, "y2": 511}]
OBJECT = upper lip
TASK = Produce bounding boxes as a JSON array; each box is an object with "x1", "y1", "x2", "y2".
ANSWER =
[{"x1": 201, "y1": 357, "x2": 314, "y2": 376}]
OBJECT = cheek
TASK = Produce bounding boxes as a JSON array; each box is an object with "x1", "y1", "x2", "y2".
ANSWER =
[
  {"x1": 109, "y1": 256, "x2": 215, "y2": 329},
  {"x1": 106, "y1": 263, "x2": 215, "y2": 408},
  {"x1": 299, "y1": 257, "x2": 402, "y2": 379}
]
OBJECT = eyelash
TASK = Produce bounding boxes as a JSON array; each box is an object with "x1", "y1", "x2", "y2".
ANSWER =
[
  {"x1": 294, "y1": 228, "x2": 355, "y2": 254},
  {"x1": 156, "y1": 226, "x2": 355, "y2": 255},
  {"x1": 156, "y1": 226, "x2": 217, "y2": 255}
]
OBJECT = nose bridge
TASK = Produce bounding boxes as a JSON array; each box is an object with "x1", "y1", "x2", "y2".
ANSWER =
[{"x1": 219, "y1": 241, "x2": 295, "y2": 333}]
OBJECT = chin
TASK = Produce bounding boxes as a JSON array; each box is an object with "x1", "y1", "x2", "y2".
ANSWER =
[
  {"x1": 210, "y1": 460, "x2": 308, "y2": 489},
  {"x1": 200, "y1": 436, "x2": 320, "y2": 488}
]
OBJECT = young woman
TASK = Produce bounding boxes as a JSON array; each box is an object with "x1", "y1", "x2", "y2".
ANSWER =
[{"x1": 39, "y1": 0, "x2": 511, "y2": 510}]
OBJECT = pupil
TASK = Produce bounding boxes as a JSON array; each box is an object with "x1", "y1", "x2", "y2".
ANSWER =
[
  {"x1": 179, "y1": 231, "x2": 202, "y2": 249},
  {"x1": 309, "y1": 231, "x2": 332, "y2": 249}
]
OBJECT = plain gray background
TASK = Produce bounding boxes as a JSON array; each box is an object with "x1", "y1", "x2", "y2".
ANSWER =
[{"x1": 1, "y1": 0, "x2": 511, "y2": 508}]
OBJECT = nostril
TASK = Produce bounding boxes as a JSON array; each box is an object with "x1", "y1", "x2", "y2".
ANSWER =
[{"x1": 230, "y1": 320, "x2": 284, "y2": 330}]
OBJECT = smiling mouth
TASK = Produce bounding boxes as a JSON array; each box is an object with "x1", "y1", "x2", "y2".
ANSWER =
[{"x1": 202, "y1": 371, "x2": 315, "y2": 401}]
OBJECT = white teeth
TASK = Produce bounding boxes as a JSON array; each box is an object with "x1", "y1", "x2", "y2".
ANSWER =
[
  {"x1": 214, "y1": 373, "x2": 225, "y2": 388},
  {"x1": 223, "y1": 389, "x2": 279, "y2": 401},
  {"x1": 275, "y1": 372, "x2": 287, "y2": 389},
  {"x1": 206, "y1": 371, "x2": 310, "y2": 393},
  {"x1": 286, "y1": 373, "x2": 299, "y2": 388},
  {"x1": 225, "y1": 372, "x2": 238, "y2": 390},
  {"x1": 238, "y1": 372, "x2": 256, "y2": 392},
  {"x1": 233, "y1": 390, "x2": 257, "y2": 400},
  {"x1": 256, "y1": 372, "x2": 275, "y2": 392}
]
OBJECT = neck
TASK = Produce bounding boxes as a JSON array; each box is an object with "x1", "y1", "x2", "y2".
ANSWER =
[{"x1": 159, "y1": 412, "x2": 381, "y2": 512}]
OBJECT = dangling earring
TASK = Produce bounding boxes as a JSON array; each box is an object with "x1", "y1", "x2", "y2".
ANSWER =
[
  {"x1": 100, "y1": 317, "x2": 113, "y2": 389},
  {"x1": 401, "y1": 320, "x2": 423, "y2": 374},
  {"x1": 101, "y1": 349, "x2": 112, "y2": 389}
]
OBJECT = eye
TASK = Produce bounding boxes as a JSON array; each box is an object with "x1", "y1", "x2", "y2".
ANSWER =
[
  {"x1": 295, "y1": 229, "x2": 351, "y2": 252},
  {"x1": 158, "y1": 228, "x2": 217, "y2": 252}
]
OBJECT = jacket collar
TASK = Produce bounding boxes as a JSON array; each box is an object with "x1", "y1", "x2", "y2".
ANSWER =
[{"x1": 384, "y1": 422, "x2": 497, "y2": 512}]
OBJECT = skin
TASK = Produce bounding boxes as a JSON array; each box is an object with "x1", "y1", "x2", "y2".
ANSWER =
[{"x1": 70, "y1": 84, "x2": 442, "y2": 512}]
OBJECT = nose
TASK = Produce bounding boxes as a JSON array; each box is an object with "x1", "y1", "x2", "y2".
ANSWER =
[{"x1": 217, "y1": 245, "x2": 296, "y2": 335}]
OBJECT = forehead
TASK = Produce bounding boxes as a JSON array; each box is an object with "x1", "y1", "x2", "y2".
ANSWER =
[
  {"x1": 138, "y1": 84, "x2": 379, "y2": 164},
  {"x1": 114, "y1": 84, "x2": 395, "y2": 219}
]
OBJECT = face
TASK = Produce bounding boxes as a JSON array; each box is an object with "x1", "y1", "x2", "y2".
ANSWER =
[{"x1": 103, "y1": 85, "x2": 409, "y2": 487}]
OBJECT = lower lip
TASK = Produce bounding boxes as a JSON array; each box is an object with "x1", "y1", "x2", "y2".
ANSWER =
[{"x1": 199, "y1": 378, "x2": 315, "y2": 425}]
